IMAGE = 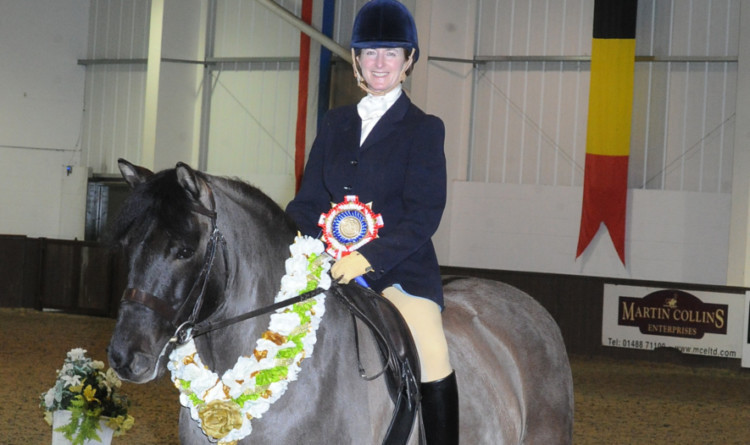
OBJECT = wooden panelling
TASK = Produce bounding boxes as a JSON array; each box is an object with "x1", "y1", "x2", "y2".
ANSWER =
[
  {"x1": 2, "y1": 235, "x2": 746, "y2": 367},
  {"x1": 0, "y1": 236, "x2": 119, "y2": 317},
  {"x1": 78, "y1": 245, "x2": 115, "y2": 314},
  {"x1": 441, "y1": 265, "x2": 747, "y2": 365},
  {"x1": 0, "y1": 236, "x2": 35, "y2": 308},
  {"x1": 38, "y1": 239, "x2": 80, "y2": 311}
]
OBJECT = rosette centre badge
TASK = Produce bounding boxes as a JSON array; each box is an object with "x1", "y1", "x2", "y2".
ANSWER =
[{"x1": 318, "y1": 195, "x2": 383, "y2": 259}]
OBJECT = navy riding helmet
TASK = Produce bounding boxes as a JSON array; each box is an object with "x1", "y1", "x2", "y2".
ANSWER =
[{"x1": 350, "y1": 0, "x2": 420, "y2": 63}]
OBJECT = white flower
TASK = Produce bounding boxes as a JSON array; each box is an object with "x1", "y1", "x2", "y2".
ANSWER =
[
  {"x1": 317, "y1": 272, "x2": 332, "y2": 290},
  {"x1": 167, "y1": 236, "x2": 327, "y2": 443},
  {"x1": 60, "y1": 363, "x2": 74, "y2": 375},
  {"x1": 268, "y1": 312, "x2": 302, "y2": 336},
  {"x1": 285, "y1": 254, "x2": 308, "y2": 276},
  {"x1": 202, "y1": 382, "x2": 227, "y2": 403},
  {"x1": 184, "y1": 367, "x2": 219, "y2": 396},
  {"x1": 67, "y1": 348, "x2": 87, "y2": 361},
  {"x1": 289, "y1": 235, "x2": 324, "y2": 257},
  {"x1": 222, "y1": 364, "x2": 255, "y2": 398},
  {"x1": 60, "y1": 374, "x2": 82, "y2": 387},
  {"x1": 43, "y1": 388, "x2": 56, "y2": 408},
  {"x1": 247, "y1": 399, "x2": 271, "y2": 418},
  {"x1": 280, "y1": 269, "x2": 308, "y2": 295}
]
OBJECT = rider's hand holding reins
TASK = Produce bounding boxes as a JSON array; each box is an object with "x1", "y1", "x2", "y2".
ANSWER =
[{"x1": 331, "y1": 251, "x2": 373, "y2": 284}]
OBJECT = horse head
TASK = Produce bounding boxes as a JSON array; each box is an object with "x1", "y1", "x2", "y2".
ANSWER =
[{"x1": 107, "y1": 159, "x2": 229, "y2": 383}]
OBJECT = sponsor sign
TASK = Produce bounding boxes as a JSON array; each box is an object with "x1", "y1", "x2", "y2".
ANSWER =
[{"x1": 603, "y1": 285, "x2": 744, "y2": 360}]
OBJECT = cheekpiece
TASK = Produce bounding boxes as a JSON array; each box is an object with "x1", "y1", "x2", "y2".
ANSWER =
[{"x1": 318, "y1": 195, "x2": 384, "y2": 259}]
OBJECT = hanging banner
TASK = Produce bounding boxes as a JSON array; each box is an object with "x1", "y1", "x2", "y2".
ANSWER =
[
  {"x1": 602, "y1": 284, "x2": 744, "y2": 359},
  {"x1": 576, "y1": 0, "x2": 638, "y2": 264}
]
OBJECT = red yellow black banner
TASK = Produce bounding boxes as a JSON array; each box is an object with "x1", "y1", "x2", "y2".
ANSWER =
[{"x1": 576, "y1": 0, "x2": 637, "y2": 265}]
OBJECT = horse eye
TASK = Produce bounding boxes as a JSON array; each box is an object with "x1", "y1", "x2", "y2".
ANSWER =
[{"x1": 175, "y1": 247, "x2": 195, "y2": 260}]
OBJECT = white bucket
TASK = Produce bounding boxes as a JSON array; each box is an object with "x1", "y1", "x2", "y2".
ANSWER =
[{"x1": 51, "y1": 410, "x2": 114, "y2": 445}]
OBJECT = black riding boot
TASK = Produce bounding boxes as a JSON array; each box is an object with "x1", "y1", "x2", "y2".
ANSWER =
[{"x1": 420, "y1": 371, "x2": 459, "y2": 445}]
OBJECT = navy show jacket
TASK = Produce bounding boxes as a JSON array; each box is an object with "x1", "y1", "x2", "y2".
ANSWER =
[{"x1": 286, "y1": 92, "x2": 447, "y2": 306}]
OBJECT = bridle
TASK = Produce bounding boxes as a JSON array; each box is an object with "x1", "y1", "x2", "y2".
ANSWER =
[
  {"x1": 118, "y1": 179, "x2": 223, "y2": 338},
  {"x1": 119, "y1": 183, "x2": 321, "y2": 346}
]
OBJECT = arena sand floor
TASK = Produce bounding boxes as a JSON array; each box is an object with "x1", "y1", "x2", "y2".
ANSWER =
[{"x1": 1, "y1": 308, "x2": 748, "y2": 444}]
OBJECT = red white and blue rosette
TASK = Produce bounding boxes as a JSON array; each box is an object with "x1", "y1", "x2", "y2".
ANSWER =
[{"x1": 318, "y1": 195, "x2": 383, "y2": 259}]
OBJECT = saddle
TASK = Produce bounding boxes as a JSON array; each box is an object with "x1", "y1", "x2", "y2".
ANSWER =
[{"x1": 330, "y1": 282, "x2": 421, "y2": 445}]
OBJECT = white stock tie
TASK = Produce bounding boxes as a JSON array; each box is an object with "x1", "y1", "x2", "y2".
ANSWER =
[{"x1": 357, "y1": 86, "x2": 402, "y2": 145}]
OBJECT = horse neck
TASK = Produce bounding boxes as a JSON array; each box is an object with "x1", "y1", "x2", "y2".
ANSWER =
[
  {"x1": 214, "y1": 178, "x2": 295, "y2": 300},
  {"x1": 196, "y1": 178, "x2": 296, "y2": 372}
]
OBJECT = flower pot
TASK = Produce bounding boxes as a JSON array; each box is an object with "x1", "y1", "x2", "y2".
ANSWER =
[{"x1": 51, "y1": 410, "x2": 114, "y2": 445}]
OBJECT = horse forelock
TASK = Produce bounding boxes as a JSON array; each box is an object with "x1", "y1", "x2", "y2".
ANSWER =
[{"x1": 108, "y1": 169, "x2": 199, "y2": 247}]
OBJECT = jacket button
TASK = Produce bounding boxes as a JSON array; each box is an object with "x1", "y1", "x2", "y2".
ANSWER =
[
  {"x1": 343, "y1": 185, "x2": 352, "y2": 191},
  {"x1": 350, "y1": 160, "x2": 358, "y2": 166}
]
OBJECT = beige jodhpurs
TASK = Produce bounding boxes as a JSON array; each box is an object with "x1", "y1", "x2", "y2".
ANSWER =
[{"x1": 382, "y1": 286, "x2": 452, "y2": 382}]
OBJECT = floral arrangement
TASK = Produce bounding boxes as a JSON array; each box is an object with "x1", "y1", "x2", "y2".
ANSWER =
[
  {"x1": 167, "y1": 235, "x2": 331, "y2": 444},
  {"x1": 41, "y1": 348, "x2": 135, "y2": 444}
]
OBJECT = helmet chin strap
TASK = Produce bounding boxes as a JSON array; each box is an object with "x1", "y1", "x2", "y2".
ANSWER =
[{"x1": 352, "y1": 48, "x2": 415, "y2": 96}]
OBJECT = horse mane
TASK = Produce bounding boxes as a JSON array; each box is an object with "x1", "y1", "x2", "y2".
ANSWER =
[{"x1": 209, "y1": 175, "x2": 300, "y2": 245}]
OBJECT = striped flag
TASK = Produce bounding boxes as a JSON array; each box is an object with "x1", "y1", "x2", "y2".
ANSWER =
[{"x1": 576, "y1": 0, "x2": 638, "y2": 265}]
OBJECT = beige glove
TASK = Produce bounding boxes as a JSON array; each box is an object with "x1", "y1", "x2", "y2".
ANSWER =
[{"x1": 331, "y1": 251, "x2": 373, "y2": 284}]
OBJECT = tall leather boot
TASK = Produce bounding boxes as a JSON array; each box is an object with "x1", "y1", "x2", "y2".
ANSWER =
[{"x1": 420, "y1": 371, "x2": 459, "y2": 445}]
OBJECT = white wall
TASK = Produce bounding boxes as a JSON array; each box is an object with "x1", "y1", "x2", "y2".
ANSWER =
[
  {"x1": 154, "y1": 0, "x2": 205, "y2": 171},
  {"x1": 415, "y1": 0, "x2": 476, "y2": 263},
  {"x1": 0, "y1": 148, "x2": 87, "y2": 239},
  {"x1": 206, "y1": 0, "x2": 306, "y2": 206},
  {"x1": 419, "y1": 0, "x2": 741, "y2": 286},
  {"x1": 448, "y1": 182, "x2": 730, "y2": 285},
  {"x1": 1, "y1": 0, "x2": 747, "y2": 288},
  {"x1": 0, "y1": 0, "x2": 89, "y2": 239}
]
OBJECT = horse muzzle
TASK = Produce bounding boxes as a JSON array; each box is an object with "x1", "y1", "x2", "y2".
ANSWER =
[{"x1": 108, "y1": 296, "x2": 175, "y2": 383}]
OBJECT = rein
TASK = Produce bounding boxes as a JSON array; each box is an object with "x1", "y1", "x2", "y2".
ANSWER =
[{"x1": 177, "y1": 286, "x2": 327, "y2": 343}]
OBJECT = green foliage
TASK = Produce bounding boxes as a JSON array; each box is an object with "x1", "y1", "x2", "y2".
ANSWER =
[{"x1": 41, "y1": 348, "x2": 135, "y2": 442}]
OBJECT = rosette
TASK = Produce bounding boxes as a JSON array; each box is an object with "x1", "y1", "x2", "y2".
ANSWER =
[{"x1": 318, "y1": 195, "x2": 384, "y2": 259}]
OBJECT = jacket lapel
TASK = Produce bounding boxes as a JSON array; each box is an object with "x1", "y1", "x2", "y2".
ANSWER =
[
  {"x1": 360, "y1": 93, "x2": 410, "y2": 151},
  {"x1": 337, "y1": 106, "x2": 362, "y2": 155}
]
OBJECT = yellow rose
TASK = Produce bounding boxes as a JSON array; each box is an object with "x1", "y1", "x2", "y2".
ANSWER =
[{"x1": 198, "y1": 400, "x2": 243, "y2": 440}]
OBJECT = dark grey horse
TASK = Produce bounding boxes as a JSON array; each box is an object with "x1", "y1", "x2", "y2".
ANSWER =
[{"x1": 107, "y1": 160, "x2": 573, "y2": 444}]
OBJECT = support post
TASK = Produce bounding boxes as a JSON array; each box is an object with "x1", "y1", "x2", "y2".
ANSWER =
[{"x1": 141, "y1": 0, "x2": 165, "y2": 169}]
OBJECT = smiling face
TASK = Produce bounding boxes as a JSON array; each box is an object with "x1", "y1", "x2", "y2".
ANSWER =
[{"x1": 356, "y1": 48, "x2": 409, "y2": 93}]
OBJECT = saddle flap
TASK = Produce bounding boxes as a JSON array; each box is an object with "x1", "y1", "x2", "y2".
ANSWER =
[{"x1": 331, "y1": 283, "x2": 421, "y2": 445}]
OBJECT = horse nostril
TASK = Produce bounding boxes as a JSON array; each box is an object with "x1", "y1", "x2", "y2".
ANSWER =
[
  {"x1": 130, "y1": 352, "x2": 153, "y2": 375},
  {"x1": 107, "y1": 347, "x2": 126, "y2": 370},
  {"x1": 107, "y1": 347, "x2": 156, "y2": 382}
]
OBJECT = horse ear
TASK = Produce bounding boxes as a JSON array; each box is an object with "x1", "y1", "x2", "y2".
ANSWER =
[
  {"x1": 175, "y1": 162, "x2": 214, "y2": 211},
  {"x1": 118, "y1": 158, "x2": 153, "y2": 189}
]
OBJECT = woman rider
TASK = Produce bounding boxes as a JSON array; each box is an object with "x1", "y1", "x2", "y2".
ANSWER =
[{"x1": 285, "y1": 1, "x2": 458, "y2": 443}]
